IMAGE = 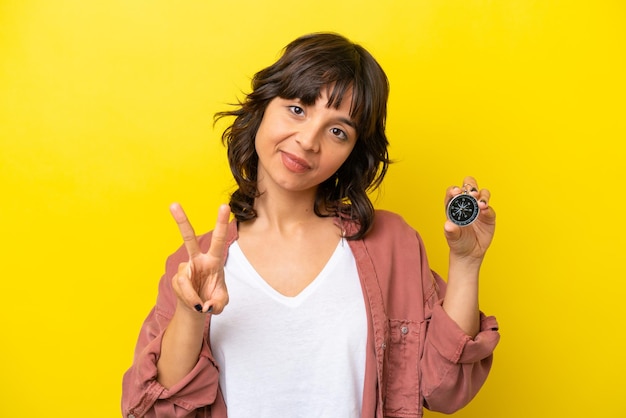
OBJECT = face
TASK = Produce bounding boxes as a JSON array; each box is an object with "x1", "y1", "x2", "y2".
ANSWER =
[{"x1": 254, "y1": 88, "x2": 358, "y2": 196}]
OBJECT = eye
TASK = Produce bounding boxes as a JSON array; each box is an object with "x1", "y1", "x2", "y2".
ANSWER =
[
  {"x1": 330, "y1": 127, "x2": 348, "y2": 141},
  {"x1": 288, "y1": 105, "x2": 304, "y2": 116}
]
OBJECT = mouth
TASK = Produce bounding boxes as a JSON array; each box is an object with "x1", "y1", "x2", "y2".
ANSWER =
[{"x1": 280, "y1": 151, "x2": 311, "y2": 173}]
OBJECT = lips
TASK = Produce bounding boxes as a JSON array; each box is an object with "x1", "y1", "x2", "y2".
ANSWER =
[{"x1": 281, "y1": 151, "x2": 311, "y2": 173}]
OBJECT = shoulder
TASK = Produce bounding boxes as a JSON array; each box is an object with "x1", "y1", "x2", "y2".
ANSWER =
[
  {"x1": 368, "y1": 209, "x2": 416, "y2": 238},
  {"x1": 351, "y1": 210, "x2": 439, "y2": 309},
  {"x1": 373, "y1": 209, "x2": 410, "y2": 227},
  {"x1": 352, "y1": 209, "x2": 425, "y2": 253}
]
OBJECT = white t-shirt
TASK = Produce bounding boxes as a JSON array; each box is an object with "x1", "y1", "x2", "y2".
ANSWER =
[{"x1": 210, "y1": 240, "x2": 367, "y2": 418}]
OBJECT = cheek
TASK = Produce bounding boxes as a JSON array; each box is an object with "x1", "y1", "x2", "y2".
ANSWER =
[
  {"x1": 253, "y1": 125, "x2": 270, "y2": 155},
  {"x1": 341, "y1": 142, "x2": 358, "y2": 163},
  {"x1": 328, "y1": 147, "x2": 355, "y2": 172}
]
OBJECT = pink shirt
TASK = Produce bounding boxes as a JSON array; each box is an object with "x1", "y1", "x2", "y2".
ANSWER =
[{"x1": 122, "y1": 210, "x2": 500, "y2": 417}]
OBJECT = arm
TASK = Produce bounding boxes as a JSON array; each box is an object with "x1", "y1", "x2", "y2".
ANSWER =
[
  {"x1": 421, "y1": 274, "x2": 499, "y2": 413},
  {"x1": 120, "y1": 261, "x2": 220, "y2": 417},
  {"x1": 157, "y1": 203, "x2": 230, "y2": 388},
  {"x1": 443, "y1": 255, "x2": 481, "y2": 336},
  {"x1": 121, "y1": 204, "x2": 231, "y2": 417},
  {"x1": 421, "y1": 176, "x2": 499, "y2": 412},
  {"x1": 157, "y1": 301, "x2": 208, "y2": 388},
  {"x1": 442, "y1": 176, "x2": 496, "y2": 337}
]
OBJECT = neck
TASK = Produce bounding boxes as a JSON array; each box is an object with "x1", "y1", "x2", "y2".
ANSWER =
[
  {"x1": 256, "y1": 188, "x2": 319, "y2": 226},
  {"x1": 238, "y1": 184, "x2": 339, "y2": 240}
]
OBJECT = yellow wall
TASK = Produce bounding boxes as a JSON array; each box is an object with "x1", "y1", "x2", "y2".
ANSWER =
[{"x1": 1, "y1": 1, "x2": 624, "y2": 416}]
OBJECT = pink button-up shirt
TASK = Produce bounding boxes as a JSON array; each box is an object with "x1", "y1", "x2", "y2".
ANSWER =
[{"x1": 122, "y1": 210, "x2": 500, "y2": 417}]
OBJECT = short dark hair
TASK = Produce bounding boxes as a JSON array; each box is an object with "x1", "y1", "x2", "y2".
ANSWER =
[{"x1": 215, "y1": 32, "x2": 390, "y2": 239}]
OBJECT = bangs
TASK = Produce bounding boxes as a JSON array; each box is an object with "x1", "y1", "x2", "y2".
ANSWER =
[
  {"x1": 274, "y1": 60, "x2": 376, "y2": 139},
  {"x1": 277, "y1": 61, "x2": 357, "y2": 111}
]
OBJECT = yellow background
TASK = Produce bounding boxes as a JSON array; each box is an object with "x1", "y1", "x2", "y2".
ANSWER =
[{"x1": 1, "y1": 1, "x2": 624, "y2": 417}]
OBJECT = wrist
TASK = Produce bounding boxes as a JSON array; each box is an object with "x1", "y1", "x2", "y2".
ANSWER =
[
  {"x1": 175, "y1": 299, "x2": 209, "y2": 324},
  {"x1": 449, "y1": 252, "x2": 483, "y2": 270}
]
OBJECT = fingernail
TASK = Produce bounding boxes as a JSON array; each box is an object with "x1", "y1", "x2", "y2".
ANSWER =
[
  {"x1": 207, "y1": 306, "x2": 213, "y2": 313},
  {"x1": 194, "y1": 304, "x2": 203, "y2": 312}
]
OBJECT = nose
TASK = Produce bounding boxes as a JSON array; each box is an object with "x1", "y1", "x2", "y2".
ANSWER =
[{"x1": 295, "y1": 123, "x2": 322, "y2": 153}]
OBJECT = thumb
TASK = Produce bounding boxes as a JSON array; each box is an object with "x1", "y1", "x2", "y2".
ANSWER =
[{"x1": 444, "y1": 220, "x2": 462, "y2": 242}]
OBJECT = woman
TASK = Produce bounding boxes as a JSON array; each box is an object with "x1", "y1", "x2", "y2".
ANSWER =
[{"x1": 122, "y1": 32, "x2": 499, "y2": 418}]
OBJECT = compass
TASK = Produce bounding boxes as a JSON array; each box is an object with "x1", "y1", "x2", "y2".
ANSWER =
[{"x1": 446, "y1": 192, "x2": 480, "y2": 227}]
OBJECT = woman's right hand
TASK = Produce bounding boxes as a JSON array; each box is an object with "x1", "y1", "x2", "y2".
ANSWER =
[{"x1": 169, "y1": 203, "x2": 231, "y2": 315}]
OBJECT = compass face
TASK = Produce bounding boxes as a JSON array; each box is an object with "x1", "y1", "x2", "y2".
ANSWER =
[{"x1": 447, "y1": 193, "x2": 480, "y2": 226}]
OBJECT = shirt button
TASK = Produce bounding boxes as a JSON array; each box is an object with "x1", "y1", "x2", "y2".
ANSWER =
[{"x1": 401, "y1": 326, "x2": 409, "y2": 335}]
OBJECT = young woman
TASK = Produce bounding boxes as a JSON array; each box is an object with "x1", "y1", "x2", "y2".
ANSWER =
[{"x1": 122, "y1": 32, "x2": 499, "y2": 418}]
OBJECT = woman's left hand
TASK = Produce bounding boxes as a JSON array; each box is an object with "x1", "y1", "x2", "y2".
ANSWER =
[{"x1": 444, "y1": 176, "x2": 496, "y2": 263}]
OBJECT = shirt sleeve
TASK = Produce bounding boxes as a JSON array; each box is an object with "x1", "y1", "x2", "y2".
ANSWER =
[
  {"x1": 420, "y1": 274, "x2": 500, "y2": 414},
  {"x1": 121, "y1": 245, "x2": 220, "y2": 418}
]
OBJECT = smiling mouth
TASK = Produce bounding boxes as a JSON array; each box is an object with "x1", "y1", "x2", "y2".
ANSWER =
[{"x1": 281, "y1": 151, "x2": 311, "y2": 173}]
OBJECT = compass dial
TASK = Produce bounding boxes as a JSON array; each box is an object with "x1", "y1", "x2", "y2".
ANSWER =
[{"x1": 446, "y1": 193, "x2": 480, "y2": 227}]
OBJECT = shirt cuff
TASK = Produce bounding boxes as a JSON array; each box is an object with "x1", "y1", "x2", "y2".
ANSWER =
[
  {"x1": 427, "y1": 301, "x2": 500, "y2": 364},
  {"x1": 129, "y1": 328, "x2": 219, "y2": 415}
]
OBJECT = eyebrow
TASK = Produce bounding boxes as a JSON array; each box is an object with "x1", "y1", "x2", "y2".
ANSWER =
[{"x1": 337, "y1": 117, "x2": 357, "y2": 130}]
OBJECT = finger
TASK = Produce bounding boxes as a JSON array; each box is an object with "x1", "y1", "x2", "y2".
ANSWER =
[
  {"x1": 479, "y1": 203, "x2": 497, "y2": 224},
  {"x1": 203, "y1": 286, "x2": 229, "y2": 315},
  {"x1": 477, "y1": 188, "x2": 491, "y2": 208},
  {"x1": 170, "y1": 202, "x2": 201, "y2": 258},
  {"x1": 445, "y1": 185, "x2": 463, "y2": 206},
  {"x1": 443, "y1": 219, "x2": 462, "y2": 240},
  {"x1": 462, "y1": 176, "x2": 479, "y2": 194},
  {"x1": 207, "y1": 204, "x2": 231, "y2": 259},
  {"x1": 173, "y1": 263, "x2": 204, "y2": 311}
]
